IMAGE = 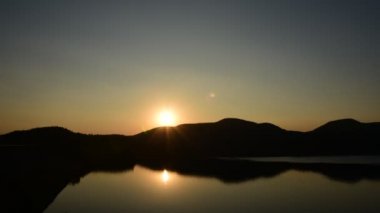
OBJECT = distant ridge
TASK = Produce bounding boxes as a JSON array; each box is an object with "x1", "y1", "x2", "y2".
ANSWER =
[
  {"x1": 1, "y1": 118, "x2": 379, "y2": 157},
  {"x1": 313, "y1": 118, "x2": 363, "y2": 132},
  {"x1": 4, "y1": 126, "x2": 74, "y2": 136},
  {"x1": 0, "y1": 126, "x2": 81, "y2": 145},
  {"x1": 217, "y1": 118, "x2": 257, "y2": 124},
  {"x1": 0, "y1": 118, "x2": 372, "y2": 137},
  {"x1": 216, "y1": 118, "x2": 284, "y2": 131}
]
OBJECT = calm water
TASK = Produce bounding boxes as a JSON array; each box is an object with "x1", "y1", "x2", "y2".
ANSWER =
[{"x1": 45, "y1": 158, "x2": 380, "y2": 213}]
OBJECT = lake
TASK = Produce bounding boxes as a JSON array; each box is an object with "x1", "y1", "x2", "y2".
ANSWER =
[{"x1": 44, "y1": 157, "x2": 380, "y2": 213}]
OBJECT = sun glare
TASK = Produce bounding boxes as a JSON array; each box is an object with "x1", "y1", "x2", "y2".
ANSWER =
[
  {"x1": 161, "y1": 169, "x2": 170, "y2": 184},
  {"x1": 157, "y1": 110, "x2": 176, "y2": 126}
]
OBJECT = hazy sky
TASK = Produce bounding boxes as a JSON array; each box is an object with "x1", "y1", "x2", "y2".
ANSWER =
[{"x1": 1, "y1": 0, "x2": 379, "y2": 134}]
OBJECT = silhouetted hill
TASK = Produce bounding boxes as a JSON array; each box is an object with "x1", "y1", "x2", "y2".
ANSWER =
[
  {"x1": 0, "y1": 126, "x2": 81, "y2": 145},
  {"x1": 133, "y1": 118, "x2": 293, "y2": 157},
  {"x1": 306, "y1": 119, "x2": 380, "y2": 155},
  {"x1": 313, "y1": 119, "x2": 364, "y2": 133},
  {"x1": 1, "y1": 118, "x2": 379, "y2": 157},
  {"x1": 216, "y1": 118, "x2": 284, "y2": 132},
  {"x1": 123, "y1": 118, "x2": 378, "y2": 157}
]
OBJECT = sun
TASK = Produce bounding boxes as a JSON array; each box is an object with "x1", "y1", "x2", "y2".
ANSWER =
[{"x1": 157, "y1": 110, "x2": 177, "y2": 126}]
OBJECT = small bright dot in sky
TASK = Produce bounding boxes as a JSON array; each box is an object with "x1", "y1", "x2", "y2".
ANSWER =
[
  {"x1": 209, "y1": 92, "x2": 216, "y2": 98},
  {"x1": 157, "y1": 110, "x2": 176, "y2": 126}
]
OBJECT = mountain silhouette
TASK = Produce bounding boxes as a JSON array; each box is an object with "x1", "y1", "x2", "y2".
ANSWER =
[
  {"x1": 132, "y1": 118, "x2": 292, "y2": 157},
  {"x1": 1, "y1": 126, "x2": 76, "y2": 144},
  {"x1": 1, "y1": 118, "x2": 380, "y2": 157},
  {"x1": 132, "y1": 118, "x2": 380, "y2": 157},
  {"x1": 312, "y1": 118, "x2": 362, "y2": 133}
]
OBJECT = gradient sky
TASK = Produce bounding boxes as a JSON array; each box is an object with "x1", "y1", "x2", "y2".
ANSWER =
[{"x1": 1, "y1": 0, "x2": 379, "y2": 134}]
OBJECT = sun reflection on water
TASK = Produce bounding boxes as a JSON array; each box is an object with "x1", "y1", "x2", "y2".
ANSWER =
[{"x1": 161, "y1": 169, "x2": 170, "y2": 184}]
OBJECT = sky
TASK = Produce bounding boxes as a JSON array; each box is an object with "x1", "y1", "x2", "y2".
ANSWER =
[{"x1": 1, "y1": 0, "x2": 379, "y2": 134}]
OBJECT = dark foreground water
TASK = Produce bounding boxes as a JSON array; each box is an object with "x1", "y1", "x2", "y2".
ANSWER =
[{"x1": 45, "y1": 157, "x2": 380, "y2": 213}]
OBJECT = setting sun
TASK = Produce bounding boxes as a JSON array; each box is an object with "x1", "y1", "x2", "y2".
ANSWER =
[{"x1": 157, "y1": 110, "x2": 177, "y2": 126}]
